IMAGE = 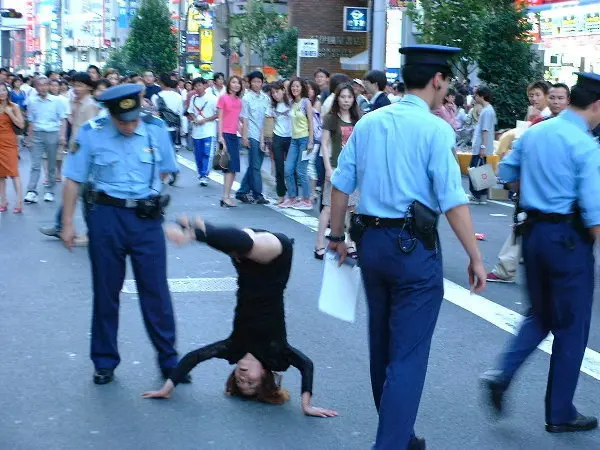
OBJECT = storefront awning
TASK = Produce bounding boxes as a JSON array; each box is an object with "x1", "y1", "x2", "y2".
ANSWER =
[{"x1": 340, "y1": 50, "x2": 369, "y2": 72}]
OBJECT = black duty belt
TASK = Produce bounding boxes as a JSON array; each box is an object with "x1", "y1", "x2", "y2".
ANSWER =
[
  {"x1": 95, "y1": 192, "x2": 145, "y2": 209},
  {"x1": 525, "y1": 210, "x2": 574, "y2": 224},
  {"x1": 358, "y1": 215, "x2": 405, "y2": 228}
]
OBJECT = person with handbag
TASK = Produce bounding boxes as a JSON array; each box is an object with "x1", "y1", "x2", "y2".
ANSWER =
[
  {"x1": 468, "y1": 85, "x2": 497, "y2": 205},
  {"x1": 142, "y1": 216, "x2": 338, "y2": 419},
  {"x1": 0, "y1": 83, "x2": 25, "y2": 213},
  {"x1": 217, "y1": 76, "x2": 244, "y2": 208}
]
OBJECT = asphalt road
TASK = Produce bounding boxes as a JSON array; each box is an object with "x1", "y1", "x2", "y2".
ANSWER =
[{"x1": 1, "y1": 148, "x2": 600, "y2": 449}]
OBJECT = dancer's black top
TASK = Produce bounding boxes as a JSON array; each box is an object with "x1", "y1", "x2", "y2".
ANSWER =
[{"x1": 169, "y1": 224, "x2": 314, "y2": 394}]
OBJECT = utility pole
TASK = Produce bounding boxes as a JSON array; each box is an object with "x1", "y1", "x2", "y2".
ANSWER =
[{"x1": 370, "y1": 0, "x2": 386, "y2": 71}]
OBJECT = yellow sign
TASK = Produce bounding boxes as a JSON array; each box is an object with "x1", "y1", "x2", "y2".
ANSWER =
[
  {"x1": 187, "y1": 9, "x2": 201, "y2": 33},
  {"x1": 200, "y1": 29, "x2": 213, "y2": 63}
]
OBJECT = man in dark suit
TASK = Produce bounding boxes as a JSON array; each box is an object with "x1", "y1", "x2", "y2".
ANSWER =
[{"x1": 364, "y1": 70, "x2": 391, "y2": 112}]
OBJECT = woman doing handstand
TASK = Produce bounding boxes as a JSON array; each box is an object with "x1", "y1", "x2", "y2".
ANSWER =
[{"x1": 142, "y1": 216, "x2": 337, "y2": 418}]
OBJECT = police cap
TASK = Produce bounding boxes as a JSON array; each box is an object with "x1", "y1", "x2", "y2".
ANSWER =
[
  {"x1": 574, "y1": 72, "x2": 600, "y2": 95},
  {"x1": 399, "y1": 44, "x2": 461, "y2": 70},
  {"x1": 96, "y1": 83, "x2": 143, "y2": 121}
]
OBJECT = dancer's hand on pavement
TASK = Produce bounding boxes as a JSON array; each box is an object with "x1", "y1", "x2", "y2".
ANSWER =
[
  {"x1": 164, "y1": 223, "x2": 194, "y2": 246},
  {"x1": 141, "y1": 389, "x2": 171, "y2": 399},
  {"x1": 468, "y1": 258, "x2": 486, "y2": 294},
  {"x1": 303, "y1": 405, "x2": 338, "y2": 418}
]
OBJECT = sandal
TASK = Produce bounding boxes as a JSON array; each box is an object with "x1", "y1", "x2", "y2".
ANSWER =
[
  {"x1": 0, "y1": 202, "x2": 7, "y2": 212},
  {"x1": 13, "y1": 206, "x2": 23, "y2": 214},
  {"x1": 346, "y1": 245, "x2": 358, "y2": 259},
  {"x1": 314, "y1": 247, "x2": 326, "y2": 260}
]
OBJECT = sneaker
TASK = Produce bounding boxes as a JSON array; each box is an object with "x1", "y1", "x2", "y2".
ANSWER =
[
  {"x1": 278, "y1": 198, "x2": 295, "y2": 208},
  {"x1": 293, "y1": 199, "x2": 313, "y2": 210},
  {"x1": 40, "y1": 226, "x2": 60, "y2": 238},
  {"x1": 44, "y1": 192, "x2": 55, "y2": 202},
  {"x1": 255, "y1": 197, "x2": 269, "y2": 205},
  {"x1": 486, "y1": 272, "x2": 514, "y2": 283},
  {"x1": 24, "y1": 191, "x2": 38, "y2": 204},
  {"x1": 199, "y1": 177, "x2": 208, "y2": 187},
  {"x1": 236, "y1": 193, "x2": 253, "y2": 204}
]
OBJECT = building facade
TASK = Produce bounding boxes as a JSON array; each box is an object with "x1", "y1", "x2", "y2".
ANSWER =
[{"x1": 289, "y1": 0, "x2": 369, "y2": 78}]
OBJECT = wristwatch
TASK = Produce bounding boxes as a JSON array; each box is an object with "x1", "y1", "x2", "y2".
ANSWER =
[
  {"x1": 326, "y1": 234, "x2": 345, "y2": 243},
  {"x1": 480, "y1": 145, "x2": 486, "y2": 149}
]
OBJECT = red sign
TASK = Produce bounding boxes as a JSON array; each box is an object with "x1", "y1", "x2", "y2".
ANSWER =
[{"x1": 26, "y1": 0, "x2": 34, "y2": 52}]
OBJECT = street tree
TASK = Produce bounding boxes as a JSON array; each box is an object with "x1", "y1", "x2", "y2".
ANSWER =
[
  {"x1": 408, "y1": 0, "x2": 487, "y2": 79},
  {"x1": 266, "y1": 27, "x2": 298, "y2": 79},
  {"x1": 477, "y1": 0, "x2": 542, "y2": 128},
  {"x1": 230, "y1": 0, "x2": 287, "y2": 67},
  {"x1": 125, "y1": 0, "x2": 178, "y2": 74}
]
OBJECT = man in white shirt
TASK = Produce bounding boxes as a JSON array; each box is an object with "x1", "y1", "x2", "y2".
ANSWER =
[
  {"x1": 152, "y1": 73, "x2": 185, "y2": 148},
  {"x1": 210, "y1": 72, "x2": 226, "y2": 98},
  {"x1": 187, "y1": 78, "x2": 218, "y2": 186},
  {"x1": 25, "y1": 77, "x2": 68, "y2": 204}
]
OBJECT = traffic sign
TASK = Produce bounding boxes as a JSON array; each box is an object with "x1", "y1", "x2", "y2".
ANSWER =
[
  {"x1": 297, "y1": 39, "x2": 319, "y2": 58},
  {"x1": 344, "y1": 7, "x2": 369, "y2": 33}
]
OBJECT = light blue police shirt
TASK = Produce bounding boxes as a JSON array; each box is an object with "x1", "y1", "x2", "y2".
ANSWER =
[
  {"x1": 63, "y1": 114, "x2": 179, "y2": 199},
  {"x1": 331, "y1": 94, "x2": 468, "y2": 218},
  {"x1": 499, "y1": 108, "x2": 600, "y2": 227}
]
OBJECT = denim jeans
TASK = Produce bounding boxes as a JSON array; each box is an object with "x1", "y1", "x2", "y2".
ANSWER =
[
  {"x1": 284, "y1": 136, "x2": 310, "y2": 198},
  {"x1": 272, "y1": 135, "x2": 291, "y2": 197},
  {"x1": 238, "y1": 138, "x2": 265, "y2": 198}
]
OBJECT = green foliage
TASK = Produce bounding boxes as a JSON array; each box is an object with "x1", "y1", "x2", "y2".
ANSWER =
[
  {"x1": 408, "y1": 0, "x2": 486, "y2": 78},
  {"x1": 477, "y1": 2, "x2": 543, "y2": 128},
  {"x1": 231, "y1": 0, "x2": 287, "y2": 66},
  {"x1": 125, "y1": 0, "x2": 178, "y2": 74},
  {"x1": 105, "y1": 47, "x2": 131, "y2": 75},
  {"x1": 266, "y1": 27, "x2": 298, "y2": 78}
]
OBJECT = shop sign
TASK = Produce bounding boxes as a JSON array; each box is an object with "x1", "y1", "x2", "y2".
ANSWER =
[{"x1": 344, "y1": 7, "x2": 369, "y2": 33}]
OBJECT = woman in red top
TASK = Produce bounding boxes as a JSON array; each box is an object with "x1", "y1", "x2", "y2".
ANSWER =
[
  {"x1": 0, "y1": 83, "x2": 25, "y2": 213},
  {"x1": 217, "y1": 76, "x2": 244, "y2": 208}
]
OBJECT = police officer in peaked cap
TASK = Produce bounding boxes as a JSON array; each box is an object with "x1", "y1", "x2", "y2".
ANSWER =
[
  {"x1": 327, "y1": 44, "x2": 487, "y2": 449},
  {"x1": 481, "y1": 72, "x2": 600, "y2": 433},
  {"x1": 61, "y1": 83, "x2": 187, "y2": 385}
]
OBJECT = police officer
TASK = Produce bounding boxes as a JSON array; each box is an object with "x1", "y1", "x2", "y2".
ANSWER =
[
  {"x1": 481, "y1": 72, "x2": 600, "y2": 433},
  {"x1": 61, "y1": 84, "x2": 187, "y2": 385},
  {"x1": 327, "y1": 45, "x2": 486, "y2": 450}
]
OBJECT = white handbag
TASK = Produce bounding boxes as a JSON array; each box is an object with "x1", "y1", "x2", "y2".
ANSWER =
[{"x1": 468, "y1": 158, "x2": 497, "y2": 191}]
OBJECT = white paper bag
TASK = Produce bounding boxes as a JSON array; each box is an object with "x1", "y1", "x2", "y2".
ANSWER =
[
  {"x1": 318, "y1": 251, "x2": 362, "y2": 323},
  {"x1": 468, "y1": 162, "x2": 496, "y2": 191}
]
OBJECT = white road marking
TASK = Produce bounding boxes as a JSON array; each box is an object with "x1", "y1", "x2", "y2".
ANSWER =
[
  {"x1": 488, "y1": 199, "x2": 514, "y2": 208},
  {"x1": 122, "y1": 277, "x2": 237, "y2": 294},
  {"x1": 176, "y1": 154, "x2": 600, "y2": 381},
  {"x1": 489, "y1": 213, "x2": 507, "y2": 217}
]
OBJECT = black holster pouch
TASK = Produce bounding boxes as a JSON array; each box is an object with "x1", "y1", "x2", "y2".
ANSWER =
[
  {"x1": 135, "y1": 194, "x2": 171, "y2": 219},
  {"x1": 411, "y1": 201, "x2": 439, "y2": 250},
  {"x1": 349, "y1": 214, "x2": 367, "y2": 244}
]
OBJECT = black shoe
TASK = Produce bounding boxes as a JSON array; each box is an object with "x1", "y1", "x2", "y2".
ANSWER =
[
  {"x1": 93, "y1": 368, "x2": 114, "y2": 385},
  {"x1": 408, "y1": 436, "x2": 426, "y2": 450},
  {"x1": 161, "y1": 368, "x2": 192, "y2": 384},
  {"x1": 235, "y1": 194, "x2": 253, "y2": 204},
  {"x1": 546, "y1": 413, "x2": 598, "y2": 433},
  {"x1": 255, "y1": 197, "x2": 269, "y2": 205},
  {"x1": 480, "y1": 369, "x2": 509, "y2": 416}
]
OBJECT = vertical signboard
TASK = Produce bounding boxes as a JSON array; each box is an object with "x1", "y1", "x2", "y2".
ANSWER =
[{"x1": 26, "y1": 0, "x2": 35, "y2": 53}]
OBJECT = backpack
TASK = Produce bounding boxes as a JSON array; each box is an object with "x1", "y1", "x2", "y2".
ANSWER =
[
  {"x1": 157, "y1": 94, "x2": 181, "y2": 128},
  {"x1": 300, "y1": 98, "x2": 322, "y2": 143}
]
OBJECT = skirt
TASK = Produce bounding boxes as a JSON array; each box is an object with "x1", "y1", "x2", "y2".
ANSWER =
[
  {"x1": 322, "y1": 179, "x2": 358, "y2": 207},
  {"x1": 222, "y1": 133, "x2": 241, "y2": 173}
]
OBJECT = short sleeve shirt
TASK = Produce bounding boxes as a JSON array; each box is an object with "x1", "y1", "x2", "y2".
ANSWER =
[
  {"x1": 188, "y1": 93, "x2": 218, "y2": 139},
  {"x1": 472, "y1": 104, "x2": 497, "y2": 155},
  {"x1": 217, "y1": 94, "x2": 242, "y2": 135},
  {"x1": 322, "y1": 113, "x2": 354, "y2": 169}
]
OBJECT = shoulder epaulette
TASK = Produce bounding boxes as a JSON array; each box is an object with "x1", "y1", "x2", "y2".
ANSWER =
[
  {"x1": 142, "y1": 112, "x2": 166, "y2": 128},
  {"x1": 86, "y1": 117, "x2": 108, "y2": 130}
]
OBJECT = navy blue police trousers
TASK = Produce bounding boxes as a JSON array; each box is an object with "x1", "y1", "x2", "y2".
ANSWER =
[
  {"x1": 498, "y1": 221, "x2": 594, "y2": 424},
  {"x1": 86, "y1": 204, "x2": 178, "y2": 371},
  {"x1": 358, "y1": 226, "x2": 443, "y2": 450}
]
